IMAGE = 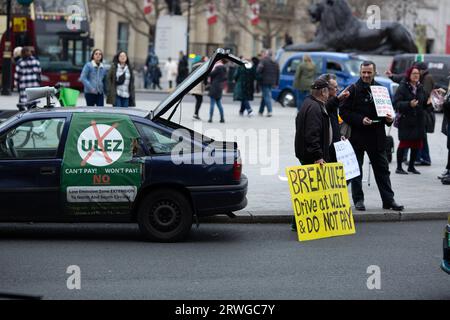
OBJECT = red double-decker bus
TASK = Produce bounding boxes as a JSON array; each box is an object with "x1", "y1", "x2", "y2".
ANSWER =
[{"x1": 0, "y1": 0, "x2": 92, "y2": 90}]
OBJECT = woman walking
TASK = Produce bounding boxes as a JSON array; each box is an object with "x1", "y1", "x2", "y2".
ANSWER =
[
  {"x1": 80, "y1": 49, "x2": 107, "y2": 106},
  {"x1": 233, "y1": 59, "x2": 256, "y2": 117},
  {"x1": 190, "y1": 57, "x2": 207, "y2": 120},
  {"x1": 208, "y1": 59, "x2": 227, "y2": 123},
  {"x1": 393, "y1": 66, "x2": 428, "y2": 175},
  {"x1": 106, "y1": 51, "x2": 135, "y2": 107}
]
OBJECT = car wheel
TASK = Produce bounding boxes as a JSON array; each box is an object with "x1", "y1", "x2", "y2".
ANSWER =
[
  {"x1": 280, "y1": 90, "x2": 296, "y2": 108},
  {"x1": 137, "y1": 189, "x2": 193, "y2": 242}
]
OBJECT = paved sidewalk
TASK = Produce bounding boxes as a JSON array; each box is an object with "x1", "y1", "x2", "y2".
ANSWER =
[{"x1": 1, "y1": 92, "x2": 449, "y2": 223}]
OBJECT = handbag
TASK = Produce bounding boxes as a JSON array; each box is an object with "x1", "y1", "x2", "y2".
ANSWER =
[
  {"x1": 116, "y1": 72, "x2": 126, "y2": 85},
  {"x1": 424, "y1": 108, "x2": 436, "y2": 133}
]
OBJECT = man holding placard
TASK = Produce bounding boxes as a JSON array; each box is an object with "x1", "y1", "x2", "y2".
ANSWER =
[{"x1": 340, "y1": 61, "x2": 404, "y2": 212}]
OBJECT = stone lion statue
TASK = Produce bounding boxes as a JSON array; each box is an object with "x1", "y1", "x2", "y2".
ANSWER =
[{"x1": 286, "y1": 0, "x2": 418, "y2": 54}]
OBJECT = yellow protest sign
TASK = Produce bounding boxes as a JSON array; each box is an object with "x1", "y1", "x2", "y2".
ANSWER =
[{"x1": 286, "y1": 163, "x2": 356, "y2": 241}]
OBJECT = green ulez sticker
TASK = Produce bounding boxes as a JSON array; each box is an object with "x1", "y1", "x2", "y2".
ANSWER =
[{"x1": 61, "y1": 113, "x2": 142, "y2": 215}]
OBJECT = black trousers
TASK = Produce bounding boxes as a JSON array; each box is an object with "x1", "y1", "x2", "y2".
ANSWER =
[
  {"x1": 194, "y1": 94, "x2": 203, "y2": 116},
  {"x1": 447, "y1": 149, "x2": 450, "y2": 170},
  {"x1": 351, "y1": 147, "x2": 395, "y2": 205}
]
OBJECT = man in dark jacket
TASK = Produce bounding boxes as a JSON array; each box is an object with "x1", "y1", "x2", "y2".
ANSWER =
[
  {"x1": 257, "y1": 50, "x2": 280, "y2": 117},
  {"x1": 340, "y1": 61, "x2": 404, "y2": 212},
  {"x1": 295, "y1": 78, "x2": 331, "y2": 165},
  {"x1": 292, "y1": 78, "x2": 331, "y2": 231},
  {"x1": 177, "y1": 51, "x2": 189, "y2": 85}
]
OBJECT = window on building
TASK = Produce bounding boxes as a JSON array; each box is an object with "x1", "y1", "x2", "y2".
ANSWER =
[{"x1": 117, "y1": 22, "x2": 129, "y2": 52}]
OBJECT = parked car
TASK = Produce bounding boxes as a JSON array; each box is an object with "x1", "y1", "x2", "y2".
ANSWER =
[
  {"x1": 0, "y1": 49, "x2": 248, "y2": 242},
  {"x1": 389, "y1": 54, "x2": 450, "y2": 89},
  {"x1": 0, "y1": 110, "x2": 18, "y2": 124},
  {"x1": 442, "y1": 218, "x2": 450, "y2": 274},
  {"x1": 273, "y1": 51, "x2": 399, "y2": 108}
]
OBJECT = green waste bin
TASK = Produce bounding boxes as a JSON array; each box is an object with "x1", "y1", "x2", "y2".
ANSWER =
[{"x1": 59, "y1": 88, "x2": 80, "y2": 107}]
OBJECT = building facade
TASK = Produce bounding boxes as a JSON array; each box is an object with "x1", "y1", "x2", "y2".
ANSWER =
[{"x1": 88, "y1": 0, "x2": 312, "y2": 67}]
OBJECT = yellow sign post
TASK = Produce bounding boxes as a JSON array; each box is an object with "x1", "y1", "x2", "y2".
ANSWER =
[{"x1": 286, "y1": 163, "x2": 356, "y2": 242}]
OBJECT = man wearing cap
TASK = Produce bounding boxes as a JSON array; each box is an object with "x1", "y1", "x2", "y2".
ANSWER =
[
  {"x1": 292, "y1": 78, "x2": 331, "y2": 231},
  {"x1": 340, "y1": 61, "x2": 404, "y2": 212},
  {"x1": 295, "y1": 78, "x2": 332, "y2": 166}
]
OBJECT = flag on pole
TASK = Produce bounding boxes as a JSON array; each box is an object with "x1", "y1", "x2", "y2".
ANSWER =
[
  {"x1": 248, "y1": 0, "x2": 260, "y2": 26},
  {"x1": 144, "y1": 0, "x2": 153, "y2": 15},
  {"x1": 206, "y1": 1, "x2": 218, "y2": 25}
]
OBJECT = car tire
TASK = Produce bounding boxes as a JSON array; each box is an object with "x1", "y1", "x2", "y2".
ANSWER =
[
  {"x1": 137, "y1": 189, "x2": 193, "y2": 242},
  {"x1": 279, "y1": 90, "x2": 296, "y2": 108}
]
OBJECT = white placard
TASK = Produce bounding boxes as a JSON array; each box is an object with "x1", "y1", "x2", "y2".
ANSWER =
[
  {"x1": 371, "y1": 85, "x2": 395, "y2": 117},
  {"x1": 334, "y1": 140, "x2": 360, "y2": 181}
]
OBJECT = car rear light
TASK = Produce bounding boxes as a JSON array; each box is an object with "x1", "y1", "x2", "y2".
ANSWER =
[{"x1": 233, "y1": 157, "x2": 242, "y2": 181}]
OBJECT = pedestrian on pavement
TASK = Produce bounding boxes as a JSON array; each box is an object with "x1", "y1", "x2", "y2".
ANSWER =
[
  {"x1": 340, "y1": 61, "x2": 404, "y2": 212},
  {"x1": 152, "y1": 65, "x2": 163, "y2": 90},
  {"x1": 190, "y1": 57, "x2": 207, "y2": 120},
  {"x1": 80, "y1": 48, "x2": 107, "y2": 107},
  {"x1": 439, "y1": 83, "x2": 450, "y2": 182},
  {"x1": 393, "y1": 66, "x2": 428, "y2": 175},
  {"x1": 106, "y1": 51, "x2": 135, "y2": 108},
  {"x1": 319, "y1": 74, "x2": 350, "y2": 161},
  {"x1": 292, "y1": 77, "x2": 331, "y2": 231},
  {"x1": 386, "y1": 62, "x2": 436, "y2": 165},
  {"x1": 177, "y1": 51, "x2": 189, "y2": 85},
  {"x1": 293, "y1": 55, "x2": 316, "y2": 112},
  {"x1": 295, "y1": 77, "x2": 331, "y2": 165},
  {"x1": 165, "y1": 57, "x2": 178, "y2": 90},
  {"x1": 14, "y1": 47, "x2": 41, "y2": 110},
  {"x1": 257, "y1": 49, "x2": 280, "y2": 117},
  {"x1": 252, "y1": 56, "x2": 261, "y2": 94},
  {"x1": 415, "y1": 62, "x2": 436, "y2": 166},
  {"x1": 208, "y1": 59, "x2": 227, "y2": 123},
  {"x1": 145, "y1": 49, "x2": 159, "y2": 89},
  {"x1": 233, "y1": 59, "x2": 256, "y2": 117}
]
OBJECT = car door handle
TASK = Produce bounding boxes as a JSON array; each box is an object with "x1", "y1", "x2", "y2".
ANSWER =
[{"x1": 40, "y1": 167, "x2": 56, "y2": 175}]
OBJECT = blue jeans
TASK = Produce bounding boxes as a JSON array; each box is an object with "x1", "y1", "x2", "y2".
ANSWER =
[
  {"x1": 259, "y1": 85, "x2": 273, "y2": 114},
  {"x1": 210, "y1": 97, "x2": 224, "y2": 121},
  {"x1": 115, "y1": 95, "x2": 129, "y2": 108},
  {"x1": 240, "y1": 100, "x2": 252, "y2": 114},
  {"x1": 85, "y1": 93, "x2": 104, "y2": 106},
  {"x1": 418, "y1": 132, "x2": 431, "y2": 163}
]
